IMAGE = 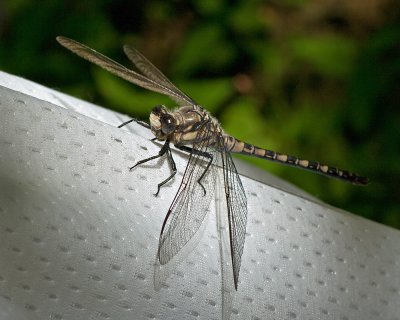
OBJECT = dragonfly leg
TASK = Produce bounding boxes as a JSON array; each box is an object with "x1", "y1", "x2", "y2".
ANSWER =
[
  {"x1": 129, "y1": 140, "x2": 169, "y2": 171},
  {"x1": 177, "y1": 146, "x2": 213, "y2": 196},
  {"x1": 118, "y1": 118, "x2": 151, "y2": 129},
  {"x1": 154, "y1": 147, "x2": 177, "y2": 196},
  {"x1": 128, "y1": 140, "x2": 177, "y2": 196}
]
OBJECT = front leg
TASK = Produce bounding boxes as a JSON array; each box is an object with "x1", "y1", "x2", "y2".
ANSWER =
[
  {"x1": 118, "y1": 118, "x2": 151, "y2": 129},
  {"x1": 129, "y1": 140, "x2": 177, "y2": 196},
  {"x1": 154, "y1": 146, "x2": 177, "y2": 196}
]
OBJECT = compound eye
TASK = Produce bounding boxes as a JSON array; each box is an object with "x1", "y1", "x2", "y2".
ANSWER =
[{"x1": 161, "y1": 114, "x2": 176, "y2": 134}]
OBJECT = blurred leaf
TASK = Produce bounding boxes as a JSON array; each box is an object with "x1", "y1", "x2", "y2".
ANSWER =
[
  {"x1": 193, "y1": 0, "x2": 224, "y2": 15},
  {"x1": 172, "y1": 24, "x2": 235, "y2": 76},
  {"x1": 290, "y1": 34, "x2": 357, "y2": 78},
  {"x1": 178, "y1": 78, "x2": 233, "y2": 113},
  {"x1": 260, "y1": 44, "x2": 287, "y2": 82},
  {"x1": 229, "y1": 2, "x2": 265, "y2": 35}
]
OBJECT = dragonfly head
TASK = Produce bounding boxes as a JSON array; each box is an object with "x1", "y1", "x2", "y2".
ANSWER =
[{"x1": 149, "y1": 105, "x2": 177, "y2": 140}]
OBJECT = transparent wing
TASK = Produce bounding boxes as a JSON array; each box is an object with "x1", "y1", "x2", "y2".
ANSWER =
[
  {"x1": 157, "y1": 125, "x2": 218, "y2": 265},
  {"x1": 123, "y1": 45, "x2": 197, "y2": 106},
  {"x1": 219, "y1": 137, "x2": 248, "y2": 290},
  {"x1": 56, "y1": 36, "x2": 195, "y2": 106}
]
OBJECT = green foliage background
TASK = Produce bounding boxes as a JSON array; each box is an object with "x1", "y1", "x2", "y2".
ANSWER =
[{"x1": 1, "y1": 0, "x2": 399, "y2": 228}]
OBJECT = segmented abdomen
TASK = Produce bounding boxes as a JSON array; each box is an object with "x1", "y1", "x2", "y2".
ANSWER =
[{"x1": 223, "y1": 136, "x2": 368, "y2": 185}]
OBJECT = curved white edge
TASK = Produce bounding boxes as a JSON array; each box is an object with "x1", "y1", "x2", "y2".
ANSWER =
[{"x1": 0, "y1": 71, "x2": 399, "y2": 320}]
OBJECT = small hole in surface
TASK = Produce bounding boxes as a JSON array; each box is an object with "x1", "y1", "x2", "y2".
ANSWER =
[
  {"x1": 326, "y1": 267, "x2": 336, "y2": 275},
  {"x1": 188, "y1": 310, "x2": 200, "y2": 317},
  {"x1": 182, "y1": 291, "x2": 193, "y2": 298},
  {"x1": 65, "y1": 266, "x2": 76, "y2": 273},
  {"x1": 369, "y1": 280, "x2": 378, "y2": 287},
  {"x1": 328, "y1": 297, "x2": 338, "y2": 304},
  {"x1": 298, "y1": 300, "x2": 307, "y2": 308},
  {"x1": 307, "y1": 289, "x2": 316, "y2": 297},
  {"x1": 255, "y1": 286, "x2": 264, "y2": 293},
  {"x1": 69, "y1": 285, "x2": 80, "y2": 292},
  {"x1": 98, "y1": 312, "x2": 110, "y2": 319},
  {"x1": 5, "y1": 227, "x2": 14, "y2": 233},
  {"x1": 276, "y1": 293, "x2": 285, "y2": 300},
  {"x1": 89, "y1": 274, "x2": 102, "y2": 282},
  {"x1": 285, "y1": 282, "x2": 294, "y2": 289},
  {"x1": 135, "y1": 273, "x2": 145, "y2": 280},
  {"x1": 98, "y1": 148, "x2": 109, "y2": 155},
  {"x1": 118, "y1": 301, "x2": 132, "y2": 310},
  {"x1": 263, "y1": 209, "x2": 273, "y2": 215},
  {"x1": 320, "y1": 308, "x2": 329, "y2": 315},
  {"x1": 85, "y1": 161, "x2": 95, "y2": 167},
  {"x1": 85, "y1": 255, "x2": 95, "y2": 262},
  {"x1": 265, "y1": 304, "x2": 275, "y2": 312},
  {"x1": 115, "y1": 283, "x2": 128, "y2": 291},
  {"x1": 348, "y1": 274, "x2": 357, "y2": 281},
  {"x1": 164, "y1": 302, "x2": 176, "y2": 309},
  {"x1": 336, "y1": 256, "x2": 345, "y2": 263},
  {"x1": 22, "y1": 284, "x2": 31, "y2": 291},
  {"x1": 25, "y1": 304, "x2": 37, "y2": 311},
  {"x1": 349, "y1": 303, "x2": 359, "y2": 310},
  {"x1": 359, "y1": 292, "x2": 368, "y2": 299},
  {"x1": 338, "y1": 285, "x2": 347, "y2": 292},
  {"x1": 59, "y1": 122, "x2": 68, "y2": 129},
  {"x1": 316, "y1": 279, "x2": 325, "y2": 286},
  {"x1": 12, "y1": 247, "x2": 21, "y2": 253},
  {"x1": 277, "y1": 225, "x2": 287, "y2": 232},
  {"x1": 197, "y1": 279, "x2": 208, "y2": 286}
]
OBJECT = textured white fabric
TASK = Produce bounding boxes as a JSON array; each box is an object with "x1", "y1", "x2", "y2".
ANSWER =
[{"x1": 0, "y1": 71, "x2": 399, "y2": 320}]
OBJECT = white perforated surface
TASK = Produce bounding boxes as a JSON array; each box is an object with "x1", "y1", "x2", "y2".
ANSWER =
[{"x1": 0, "y1": 71, "x2": 399, "y2": 320}]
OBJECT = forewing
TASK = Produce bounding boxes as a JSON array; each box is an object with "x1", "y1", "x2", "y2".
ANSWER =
[
  {"x1": 220, "y1": 138, "x2": 248, "y2": 290},
  {"x1": 158, "y1": 127, "x2": 218, "y2": 265},
  {"x1": 123, "y1": 45, "x2": 197, "y2": 106},
  {"x1": 56, "y1": 36, "x2": 191, "y2": 106}
]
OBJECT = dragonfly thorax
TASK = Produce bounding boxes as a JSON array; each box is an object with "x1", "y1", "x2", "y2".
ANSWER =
[{"x1": 149, "y1": 105, "x2": 177, "y2": 140}]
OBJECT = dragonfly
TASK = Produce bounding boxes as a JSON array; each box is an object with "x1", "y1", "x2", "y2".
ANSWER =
[{"x1": 56, "y1": 36, "x2": 369, "y2": 290}]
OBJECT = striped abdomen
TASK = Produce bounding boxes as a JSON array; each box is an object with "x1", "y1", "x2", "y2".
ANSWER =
[{"x1": 224, "y1": 136, "x2": 368, "y2": 185}]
